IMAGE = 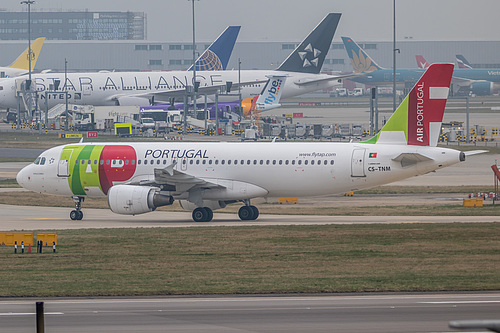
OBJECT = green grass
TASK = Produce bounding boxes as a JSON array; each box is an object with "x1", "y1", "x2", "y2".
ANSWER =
[{"x1": 1, "y1": 224, "x2": 499, "y2": 297}]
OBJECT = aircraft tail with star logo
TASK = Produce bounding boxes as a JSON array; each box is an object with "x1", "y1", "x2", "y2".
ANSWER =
[{"x1": 277, "y1": 13, "x2": 341, "y2": 74}]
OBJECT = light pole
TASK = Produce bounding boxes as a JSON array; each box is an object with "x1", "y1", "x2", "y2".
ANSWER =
[
  {"x1": 21, "y1": 0, "x2": 35, "y2": 123},
  {"x1": 189, "y1": 0, "x2": 199, "y2": 135}
]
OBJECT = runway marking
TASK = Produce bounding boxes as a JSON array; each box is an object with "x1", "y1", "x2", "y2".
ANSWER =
[
  {"x1": 419, "y1": 301, "x2": 500, "y2": 304},
  {"x1": 0, "y1": 312, "x2": 63, "y2": 316}
]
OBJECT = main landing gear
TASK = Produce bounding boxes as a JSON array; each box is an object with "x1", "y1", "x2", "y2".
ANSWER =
[
  {"x1": 70, "y1": 196, "x2": 84, "y2": 221},
  {"x1": 192, "y1": 207, "x2": 214, "y2": 222},
  {"x1": 238, "y1": 203, "x2": 259, "y2": 221}
]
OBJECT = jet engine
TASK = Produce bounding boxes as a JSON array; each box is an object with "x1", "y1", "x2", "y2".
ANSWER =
[
  {"x1": 179, "y1": 200, "x2": 227, "y2": 212},
  {"x1": 108, "y1": 185, "x2": 173, "y2": 215},
  {"x1": 470, "y1": 81, "x2": 500, "y2": 96}
]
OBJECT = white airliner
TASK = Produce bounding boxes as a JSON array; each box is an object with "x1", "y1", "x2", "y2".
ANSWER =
[
  {"x1": 16, "y1": 63, "x2": 484, "y2": 222},
  {"x1": 0, "y1": 37, "x2": 45, "y2": 78},
  {"x1": 0, "y1": 13, "x2": 345, "y2": 109}
]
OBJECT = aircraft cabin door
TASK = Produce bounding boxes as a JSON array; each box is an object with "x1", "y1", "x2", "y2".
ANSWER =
[
  {"x1": 351, "y1": 148, "x2": 366, "y2": 177},
  {"x1": 57, "y1": 148, "x2": 73, "y2": 177}
]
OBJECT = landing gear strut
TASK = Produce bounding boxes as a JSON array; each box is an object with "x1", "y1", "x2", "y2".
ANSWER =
[
  {"x1": 238, "y1": 201, "x2": 259, "y2": 221},
  {"x1": 70, "y1": 196, "x2": 84, "y2": 221},
  {"x1": 192, "y1": 207, "x2": 214, "y2": 222}
]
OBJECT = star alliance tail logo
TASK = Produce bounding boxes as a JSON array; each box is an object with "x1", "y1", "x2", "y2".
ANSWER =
[{"x1": 298, "y1": 43, "x2": 321, "y2": 68}]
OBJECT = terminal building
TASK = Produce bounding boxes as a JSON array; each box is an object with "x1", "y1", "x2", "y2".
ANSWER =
[
  {"x1": 0, "y1": 10, "x2": 498, "y2": 75},
  {"x1": 0, "y1": 10, "x2": 146, "y2": 40},
  {"x1": 0, "y1": 38, "x2": 499, "y2": 75}
]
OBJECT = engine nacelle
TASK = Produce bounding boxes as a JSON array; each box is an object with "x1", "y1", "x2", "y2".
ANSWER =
[
  {"x1": 108, "y1": 185, "x2": 173, "y2": 215},
  {"x1": 470, "y1": 81, "x2": 500, "y2": 96},
  {"x1": 179, "y1": 200, "x2": 227, "y2": 212}
]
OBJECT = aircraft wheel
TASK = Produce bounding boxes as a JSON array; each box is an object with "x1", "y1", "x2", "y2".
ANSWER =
[
  {"x1": 77, "y1": 210, "x2": 84, "y2": 220},
  {"x1": 238, "y1": 206, "x2": 255, "y2": 221},
  {"x1": 70, "y1": 210, "x2": 79, "y2": 220},
  {"x1": 249, "y1": 205, "x2": 259, "y2": 220},
  {"x1": 192, "y1": 207, "x2": 208, "y2": 222},
  {"x1": 205, "y1": 207, "x2": 213, "y2": 222}
]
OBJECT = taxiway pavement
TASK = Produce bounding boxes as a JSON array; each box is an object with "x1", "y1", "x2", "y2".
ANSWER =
[{"x1": 1, "y1": 293, "x2": 500, "y2": 332}]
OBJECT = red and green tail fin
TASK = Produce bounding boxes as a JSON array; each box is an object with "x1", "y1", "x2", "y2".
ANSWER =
[{"x1": 364, "y1": 63, "x2": 454, "y2": 147}]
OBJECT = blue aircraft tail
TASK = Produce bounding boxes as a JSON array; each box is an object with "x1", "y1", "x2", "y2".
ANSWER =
[
  {"x1": 188, "y1": 26, "x2": 240, "y2": 71},
  {"x1": 277, "y1": 13, "x2": 341, "y2": 74},
  {"x1": 341, "y1": 36, "x2": 384, "y2": 73},
  {"x1": 456, "y1": 55, "x2": 473, "y2": 69}
]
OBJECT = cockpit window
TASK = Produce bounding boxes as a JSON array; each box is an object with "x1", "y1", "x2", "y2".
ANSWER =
[
  {"x1": 40, "y1": 157, "x2": 46, "y2": 165},
  {"x1": 34, "y1": 157, "x2": 41, "y2": 165}
]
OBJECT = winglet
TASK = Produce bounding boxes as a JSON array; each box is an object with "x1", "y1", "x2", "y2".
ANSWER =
[
  {"x1": 9, "y1": 37, "x2": 45, "y2": 71},
  {"x1": 188, "y1": 26, "x2": 240, "y2": 71},
  {"x1": 341, "y1": 36, "x2": 383, "y2": 73},
  {"x1": 364, "y1": 63, "x2": 454, "y2": 147},
  {"x1": 277, "y1": 13, "x2": 341, "y2": 74}
]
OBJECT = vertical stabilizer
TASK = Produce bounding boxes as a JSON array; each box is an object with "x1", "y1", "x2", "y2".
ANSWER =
[
  {"x1": 188, "y1": 26, "x2": 240, "y2": 71},
  {"x1": 9, "y1": 37, "x2": 45, "y2": 71},
  {"x1": 364, "y1": 63, "x2": 454, "y2": 147},
  {"x1": 341, "y1": 36, "x2": 383, "y2": 73},
  {"x1": 456, "y1": 55, "x2": 473, "y2": 69},
  {"x1": 416, "y1": 55, "x2": 430, "y2": 69},
  {"x1": 254, "y1": 75, "x2": 288, "y2": 111},
  {"x1": 277, "y1": 13, "x2": 341, "y2": 74}
]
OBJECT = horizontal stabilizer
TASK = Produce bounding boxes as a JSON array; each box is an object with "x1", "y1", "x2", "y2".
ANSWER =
[{"x1": 392, "y1": 153, "x2": 433, "y2": 167}]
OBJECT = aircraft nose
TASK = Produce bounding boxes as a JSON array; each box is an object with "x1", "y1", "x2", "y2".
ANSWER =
[{"x1": 16, "y1": 165, "x2": 29, "y2": 188}]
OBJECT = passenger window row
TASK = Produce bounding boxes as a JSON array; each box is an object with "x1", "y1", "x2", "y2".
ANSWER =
[{"x1": 69, "y1": 158, "x2": 336, "y2": 167}]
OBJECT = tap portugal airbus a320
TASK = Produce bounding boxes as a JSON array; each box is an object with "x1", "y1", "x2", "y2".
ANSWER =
[{"x1": 16, "y1": 64, "x2": 484, "y2": 222}]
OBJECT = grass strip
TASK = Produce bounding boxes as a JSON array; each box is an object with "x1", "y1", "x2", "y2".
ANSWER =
[{"x1": 0, "y1": 223, "x2": 499, "y2": 297}]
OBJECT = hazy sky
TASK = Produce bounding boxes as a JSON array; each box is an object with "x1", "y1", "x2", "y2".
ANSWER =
[{"x1": 5, "y1": 0, "x2": 500, "y2": 42}]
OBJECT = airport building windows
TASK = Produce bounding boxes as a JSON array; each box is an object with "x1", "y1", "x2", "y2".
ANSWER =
[
  {"x1": 149, "y1": 59, "x2": 162, "y2": 66},
  {"x1": 183, "y1": 44, "x2": 196, "y2": 50},
  {"x1": 281, "y1": 43, "x2": 295, "y2": 50},
  {"x1": 331, "y1": 43, "x2": 344, "y2": 49},
  {"x1": 169, "y1": 44, "x2": 181, "y2": 50},
  {"x1": 149, "y1": 44, "x2": 162, "y2": 51},
  {"x1": 364, "y1": 43, "x2": 377, "y2": 50},
  {"x1": 135, "y1": 44, "x2": 148, "y2": 51},
  {"x1": 332, "y1": 59, "x2": 344, "y2": 65},
  {"x1": 169, "y1": 60, "x2": 182, "y2": 65}
]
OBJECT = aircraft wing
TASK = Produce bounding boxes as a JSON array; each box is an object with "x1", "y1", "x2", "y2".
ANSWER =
[
  {"x1": 153, "y1": 162, "x2": 223, "y2": 193},
  {"x1": 292, "y1": 73, "x2": 360, "y2": 86},
  {"x1": 114, "y1": 79, "x2": 268, "y2": 103},
  {"x1": 392, "y1": 152, "x2": 433, "y2": 167}
]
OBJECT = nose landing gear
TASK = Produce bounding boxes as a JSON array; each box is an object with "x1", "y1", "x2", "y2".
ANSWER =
[{"x1": 70, "y1": 196, "x2": 84, "y2": 221}]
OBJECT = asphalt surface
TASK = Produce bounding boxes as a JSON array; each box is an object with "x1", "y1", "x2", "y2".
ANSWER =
[{"x1": 1, "y1": 293, "x2": 500, "y2": 332}]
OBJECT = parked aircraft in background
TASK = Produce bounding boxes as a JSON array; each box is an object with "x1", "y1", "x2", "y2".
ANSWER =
[
  {"x1": 142, "y1": 75, "x2": 287, "y2": 120},
  {"x1": 343, "y1": 36, "x2": 500, "y2": 96},
  {"x1": 416, "y1": 55, "x2": 430, "y2": 69},
  {"x1": 456, "y1": 55, "x2": 473, "y2": 69},
  {"x1": 341, "y1": 36, "x2": 424, "y2": 89},
  {"x1": 0, "y1": 37, "x2": 45, "y2": 78},
  {"x1": 0, "y1": 13, "x2": 347, "y2": 111},
  {"x1": 16, "y1": 64, "x2": 484, "y2": 222},
  {"x1": 417, "y1": 54, "x2": 474, "y2": 70},
  {"x1": 188, "y1": 26, "x2": 240, "y2": 71}
]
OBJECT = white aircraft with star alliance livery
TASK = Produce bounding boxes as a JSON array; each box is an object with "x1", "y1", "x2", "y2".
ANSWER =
[{"x1": 0, "y1": 13, "x2": 346, "y2": 110}]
